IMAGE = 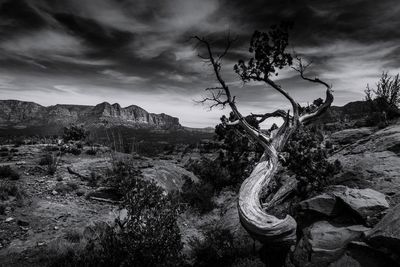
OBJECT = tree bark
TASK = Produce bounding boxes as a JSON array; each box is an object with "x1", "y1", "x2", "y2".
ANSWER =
[{"x1": 238, "y1": 145, "x2": 297, "y2": 245}]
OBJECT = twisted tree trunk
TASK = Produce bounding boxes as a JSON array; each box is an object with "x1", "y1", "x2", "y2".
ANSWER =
[
  {"x1": 238, "y1": 153, "x2": 297, "y2": 244},
  {"x1": 194, "y1": 35, "x2": 334, "y2": 245}
]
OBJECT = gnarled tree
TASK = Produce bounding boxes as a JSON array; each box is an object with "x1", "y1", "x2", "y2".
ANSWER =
[{"x1": 194, "y1": 23, "x2": 333, "y2": 245}]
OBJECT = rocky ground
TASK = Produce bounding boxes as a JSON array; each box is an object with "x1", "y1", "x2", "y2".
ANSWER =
[
  {"x1": 0, "y1": 144, "x2": 201, "y2": 266},
  {"x1": 0, "y1": 120, "x2": 400, "y2": 266}
]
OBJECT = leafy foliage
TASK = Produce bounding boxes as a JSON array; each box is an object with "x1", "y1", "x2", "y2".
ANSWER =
[
  {"x1": 283, "y1": 126, "x2": 341, "y2": 197},
  {"x1": 234, "y1": 22, "x2": 293, "y2": 80},
  {"x1": 63, "y1": 124, "x2": 88, "y2": 142}
]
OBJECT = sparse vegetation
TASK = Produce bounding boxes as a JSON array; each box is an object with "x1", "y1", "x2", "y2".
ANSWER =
[
  {"x1": 190, "y1": 226, "x2": 256, "y2": 267},
  {"x1": 49, "y1": 176, "x2": 184, "y2": 267},
  {"x1": 53, "y1": 182, "x2": 79, "y2": 195},
  {"x1": 0, "y1": 165, "x2": 20, "y2": 180}
]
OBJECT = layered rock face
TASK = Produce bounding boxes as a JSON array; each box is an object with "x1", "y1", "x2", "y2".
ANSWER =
[{"x1": 0, "y1": 100, "x2": 181, "y2": 129}]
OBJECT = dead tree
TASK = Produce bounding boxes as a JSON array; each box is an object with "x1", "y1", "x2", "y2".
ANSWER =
[{"x1": 194, "y1": 24, "x2": 333, "y2": 245}]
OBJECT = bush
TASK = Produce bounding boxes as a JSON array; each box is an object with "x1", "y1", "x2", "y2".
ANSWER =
[
  {"x1": 39, "y1": 154, "x2": 53, "y2": 166},
  {"x1": 53, "y1": 182, "x2": 79, "y2": 195},
  {"x1": 0, "y1": 181, "x2": 23, "y2": 201},
  {"x1": 191, "y1": 226, "x2": 254, "y2": 267},
  {"x1": 0, "y1": 147, "x2": 9, "y2": 152},
  {"x1": 63, "y1": 124, "x2": 88, "y2": 142},
  {"x1": 0, "y1": 165, "x2": 20, "y2": 180},
  {"x1": 40, "y1": 153, "x2": 60, "y2": 175},
  {"x1": 86, "y1": 149, "x2": 97, "y2": 156},
  {"x1": 283, "y1": 126, "x2": 341, "y2": 197},
  {"x1": 10, "y1": 148, "x2": 18, "y2": 153},
  {"x1": 180, "y1": 177, "x2": 215, "y2": 214},
  {"x1": 69, "y1": 147, "x2": 81, "y2": 156},
  {"x1": 49, "y1": 177, "x2": 184, "y2": 267}
]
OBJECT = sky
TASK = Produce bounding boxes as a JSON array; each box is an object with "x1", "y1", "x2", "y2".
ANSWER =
[{"x1": 0, "y1": 0, "x2": 400, "y2": 127}]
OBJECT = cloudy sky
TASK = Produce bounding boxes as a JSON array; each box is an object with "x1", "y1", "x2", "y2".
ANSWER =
[{"x1": 1, "y1": 0, "x2": 400, "y2": 127}]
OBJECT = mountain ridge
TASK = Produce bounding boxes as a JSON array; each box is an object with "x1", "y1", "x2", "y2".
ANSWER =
[{"x1": 0, "y1": 99, "x2": 181, "y2": 130}]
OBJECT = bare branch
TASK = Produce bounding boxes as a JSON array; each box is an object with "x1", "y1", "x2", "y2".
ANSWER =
[
  {"x1": 250, "y1": 109, "x2": 290, "y2": 123},
  {"x1": 292, "y1": 57, "x2": 334, "y2": 125},
  {"x1": 193, "y1": 35, "x2": 270, "y2": 149}
]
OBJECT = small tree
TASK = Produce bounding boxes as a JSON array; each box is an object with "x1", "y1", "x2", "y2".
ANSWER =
[
  {"x1": 193, "y1": 22, "x2": 334, "y2": 244},
  {"x1": 365, "y1": 72, "x2": 400, "y2": 118}
]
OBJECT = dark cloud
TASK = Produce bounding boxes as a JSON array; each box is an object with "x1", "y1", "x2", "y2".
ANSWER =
[{"x1": 0, "y1": 0, "x2": 399, "y2": 127}]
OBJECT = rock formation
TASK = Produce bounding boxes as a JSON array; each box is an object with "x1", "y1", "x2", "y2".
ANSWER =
[{"x1": 0, "y1": 100, "x2": 181, "y2": 129}]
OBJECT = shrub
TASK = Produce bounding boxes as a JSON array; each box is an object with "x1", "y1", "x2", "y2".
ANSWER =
[
  {"x1": 283, "y1": 126, "x2": 341, "y2": 197},
  {"x1": 0, "y1": 151, "x2": 9, "y2": 157},
  {"x1": 87, "y1": 171, "x2": 99, "y2": 187},
  {"x1": 180, "y1": 177, "x2": 215, "y2": 214},
  {"x1": 86, "y1": 148, "x2": 97, "y2": 156},
  {"x1": 365, "y1": 72, "x2": 400, "y2": 120},
  {"x1": 53, "y1": 182, "x2": 78, "y2": 195},
  {"x1": 63, "y1": 124, "x2": 88, "y2": 142},
  {"x1": 40, "y1": 153, "x2": 61, "y2": 175},
  {"x1": 0, "y1": 181, "x2": 23, "y2": 201},
  {"x1": 0, "y1": 147, "x2": 9, "y2": 152},
  {"x1": 191, "y1": 226, "x2": 254, "y2": 267},
  {"x1": 69, "y1": 147, "x2": 81, "y2": 156},
  {"x1": 49, "y1": 177, "x2": 184, "y2": 267},
  {"x1": 0, "y1": 165, "x2": 20, "y2": 180},
  {"x1": 39, "y1": 154, "x2": 53, "y2": 166},
  {"x1": 10, "y1": 148, "x2": 18, "y2": 153}
]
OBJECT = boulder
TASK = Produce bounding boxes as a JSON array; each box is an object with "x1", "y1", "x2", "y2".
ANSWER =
[
  {"x1": 330, "y1": 127, "x2": 373, "y2": 145},
  {"x1": 298, "y1": 193, "x2": 338, "y2": 217},
  {"x1": 292, "y1": 221, "x2": 370, "y2": 267},
  {"x1": 329, "y1": 241, "x2": 399, "y2": 267},
  {"x1": 298, "y1": 186, "x2": 388, "y2": 226},
  {"x1": 330, "y1": 123, "x2": 400, "y2": 205},
  {"x1": 367, "y1": 203, "x2": 400, "y2": 256},
  {"x1": 331, "y1": 186, "x2": 389, "y2": 226}
]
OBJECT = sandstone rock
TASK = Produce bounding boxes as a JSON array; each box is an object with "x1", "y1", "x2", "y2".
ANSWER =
[
  {"x1": 329, "y1": 241, "x2": 399, "y2": 267},
  {"x1": 292, "y1": 221, "x2": 370, "y2": 267},
  {"x1": 367, "y1": 203, "x2": 400, "y2": 255},
  {"x1": 331, "y1": 186, "x2": 389, "y2": 225},
  {"x1": 330, "y1": 127, "x2": 373, "y2": 145},
  {"x1": 298, "y1": 186, "x2": 388, "y2": 226},
  {"x1": 0, "y1": 100, "x2": 181, "y2": 129},
  {"x1": 299, "y1": 193, "x2": 338, "y2": 217},
  {"x1": 330, "y1": 123, "x2": 400, "y2": 205}
]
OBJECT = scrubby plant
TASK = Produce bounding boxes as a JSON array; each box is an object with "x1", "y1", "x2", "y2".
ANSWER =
[
  {"x1": 0, "y1": 165, "x2": 20, "y2": 180},
  {"x1": 180, "y1": 177, "x2": 215, "y2": 214},
  {"x1": 39, "y1": 154, "x2": 53, "y2": 166},
  {"x1": 283, "y1": 126, "x2": 341, "y2": 197},
  {"x1": 365, "y1": 72, "x2": 400, "y2": 122},
  {"x1": 53, "y1": 182, "x2": 79, "y2": 195},
  {"x1": 190, "y1": 226, "x2": 255, "y2": 267},
  {"x1": 63, "y1": 124, "x2": 88, "y2": 142},
  {"x1": 85, "y1": 147, "x2": 97, "y2": 156},
  {"x1": 49, "y1": 177, "x2": 184, "y2": 267},
  {"x1": 0, "y1": 181, "x2": 24, "y2": 201}
]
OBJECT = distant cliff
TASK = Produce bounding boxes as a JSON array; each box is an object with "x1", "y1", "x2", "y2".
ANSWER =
[{"x1": 0, "y1": 100, "x2": 181, "y2": 129}]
